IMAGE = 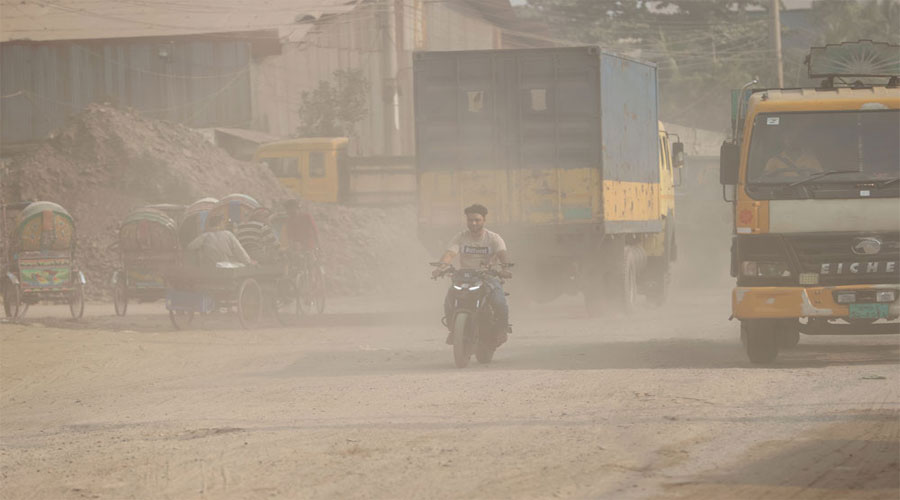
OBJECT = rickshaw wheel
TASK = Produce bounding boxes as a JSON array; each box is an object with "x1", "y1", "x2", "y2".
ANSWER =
[
  {"x1": 311, "y1": 266, "x2": 326, "y2": 314},
  {"x1": 238, "y1": 278, "x2": 262, "y2": 329},
  {"x1": 298, "y1": 266, "x2": 326, "y2": 315},
  {"x1": 169, "y1": 309, "x2": 195, "y2": 330},
  {"x1": 3, "y1": 282, "x2": 21, "y2": 319},
  {"x1": 274, "y1": 277, "x2": 300, "y2": 326},
  {"x1": 113, "y1": 280, "x2": 128, "y2": 316},
  {"x1": 69, "y1": 283, "x2": 85, "y2": 319}
]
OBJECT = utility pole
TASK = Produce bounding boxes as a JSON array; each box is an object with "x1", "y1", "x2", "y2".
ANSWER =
[
  {"x1": 771, "y1": 0, "x2": 784, "y2": 87},
  {"x1": 380, "y1": 0, "x2": 400, "y2": 155}
]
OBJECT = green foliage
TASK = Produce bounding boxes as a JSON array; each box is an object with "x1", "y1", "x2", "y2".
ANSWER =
[
  {"x1": 812, "y1": 0, "x2": 900, "y2": 45},
  {"x1": 516, "y1": 0, "x2": 899, "y2": 131},
  {"x1": 296, "y1": 68, "x2": 369, "y2": 138}
]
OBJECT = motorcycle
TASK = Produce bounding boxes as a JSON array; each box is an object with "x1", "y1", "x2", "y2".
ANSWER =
[{"x1": 431, "y1": 263, "x2": 512, "y2": 368}]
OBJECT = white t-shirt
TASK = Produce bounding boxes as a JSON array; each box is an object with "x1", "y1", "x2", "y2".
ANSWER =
[{"x1": 447, "y1": 229, "x2": 507, "y2": 269}]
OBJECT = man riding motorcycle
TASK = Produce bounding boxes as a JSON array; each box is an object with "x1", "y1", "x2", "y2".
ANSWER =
[{"x1": 432, "y1": 204, "x2": 512, "y2": 346}]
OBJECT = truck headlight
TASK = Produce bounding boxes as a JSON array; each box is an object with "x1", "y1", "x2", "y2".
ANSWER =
[
  {"x1": 741, "y1": 261, "x2": 791, "y2": 277},
  {"x1": 876, "y1": 291, "x2": 896, "y2": 303}
]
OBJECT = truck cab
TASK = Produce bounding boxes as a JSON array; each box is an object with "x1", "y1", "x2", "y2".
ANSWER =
[
  {"x1": 254, "y1": 137, "x2": 416, "y2": 205},
  {"x1": 720, "y1": 41, "x2": 900, "y2": 363}
]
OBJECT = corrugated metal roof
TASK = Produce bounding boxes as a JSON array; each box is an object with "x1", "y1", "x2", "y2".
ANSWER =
[{"x1": 0, "y1": 0, "x2": 361, "y2": 43}]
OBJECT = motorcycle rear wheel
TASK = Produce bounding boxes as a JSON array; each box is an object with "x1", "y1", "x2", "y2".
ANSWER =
[
  {"x1": 475, "y1": 341, "x2": 495, "y2": 364},
  {"x1": 452, "y1": 311, "x2": 471, "y2": 368}
]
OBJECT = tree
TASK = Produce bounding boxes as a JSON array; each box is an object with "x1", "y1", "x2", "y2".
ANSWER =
[
  {"x1": 296, "y1": 68, "x2": 369, "y2": 138},
  {"x1": 516, "y1": 0, "x2": 899, "y2": 131},
  {"x1": 517, "y1": 0, "x2": 774, "y2": 130},
  {"x1": 812, "y1": 0, "x2": 899, "y2": 45}
]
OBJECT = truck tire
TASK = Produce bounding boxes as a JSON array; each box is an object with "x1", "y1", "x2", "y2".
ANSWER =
[
  {"x1": 645, "y1": 219, "x2": 674, "y2": 306},
  {"x1": 602, "y1": 243, "x2": 637, "y2": 315},
  {"x1": 742, "y1": 319, "x2": 779, "y2": 364},
  {"x1": 777, "y1": 319, "x2": 801, "y2": 349},
  {"x1": 644, "y1": 258, "x2": 669, "y2": 307}
]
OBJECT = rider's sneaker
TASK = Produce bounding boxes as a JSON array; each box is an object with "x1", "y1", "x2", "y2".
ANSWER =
[
  {"x1": 496, "y1": 330, "x2": 508, "y2": 347},
  {"x1": 445, "y1": 331, "x2": 454, "y2": 345}
]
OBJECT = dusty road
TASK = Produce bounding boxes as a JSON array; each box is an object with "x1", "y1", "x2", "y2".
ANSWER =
[{"x1": 1, "y1": 282, "x2": 898, "y2": 500}]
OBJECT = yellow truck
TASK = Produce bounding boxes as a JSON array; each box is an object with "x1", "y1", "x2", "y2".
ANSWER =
[
  {"x1": 413, "y1": 46, "x2": 683, "y2": 311},
  {"x1": 254, "y1": 137, "x2": 416, "y2": 205},
  {"x1": 720, "y1": 40, "x2": 900, "y2": 363}
]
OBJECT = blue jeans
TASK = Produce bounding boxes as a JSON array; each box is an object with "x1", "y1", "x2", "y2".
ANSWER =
[{"x1": 444, "y1": 276, "x2": 509, "y2": 331}]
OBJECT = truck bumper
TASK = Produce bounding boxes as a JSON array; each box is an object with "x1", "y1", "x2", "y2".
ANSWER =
[{"x1": 732, "y1": 284, "x2": 900, "y2": 319}]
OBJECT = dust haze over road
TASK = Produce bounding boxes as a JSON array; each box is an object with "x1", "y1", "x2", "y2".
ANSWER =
[{"x1": 2, "y1": 249, "x2": 898, "y2": 499}]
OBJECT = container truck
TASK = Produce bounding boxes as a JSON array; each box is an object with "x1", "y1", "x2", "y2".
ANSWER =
[{"x1": 413, "y1": 46, "x2": 683, "y2": 312}]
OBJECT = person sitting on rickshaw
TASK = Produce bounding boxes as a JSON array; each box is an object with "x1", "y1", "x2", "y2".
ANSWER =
[{"x1": 186, "y1": 215, "x2": 255, "y2": 269}]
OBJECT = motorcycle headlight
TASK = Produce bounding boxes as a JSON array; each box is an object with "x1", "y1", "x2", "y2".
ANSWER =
[{"x1": 741, "y1": 261, "x2": 791, "y2": 278}]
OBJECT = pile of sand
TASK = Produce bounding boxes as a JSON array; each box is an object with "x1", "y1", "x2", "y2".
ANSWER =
[{"x1": 3, "y1": 103, "x2": 430, "y2": 298}]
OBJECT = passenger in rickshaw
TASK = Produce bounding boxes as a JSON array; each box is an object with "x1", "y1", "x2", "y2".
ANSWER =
[{"x1": 185, "y1": 215, "x2": 255, "y2": 269}]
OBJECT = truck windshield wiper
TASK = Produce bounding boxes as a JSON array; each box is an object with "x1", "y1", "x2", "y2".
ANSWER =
[
  {"x1": 787, "y1": 169, "x2": 861, "y2": 188},
  {"x1": 877, "y1": 177, "x2": 899, "y2": 188}
]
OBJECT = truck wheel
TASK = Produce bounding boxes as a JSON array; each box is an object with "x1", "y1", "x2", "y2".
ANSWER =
[
  {"x1": 602, "y1": 244, "x2": 637, "y2": 315},
  {"x1": 742, "y1": 319, "x2": 779, "y2": 364},
  {"x1": 777, "y1": 319, "x2": 800, "y2": 349},
  {"x1": 644, "y1": 259, "x2": 669, "y2": 307}
]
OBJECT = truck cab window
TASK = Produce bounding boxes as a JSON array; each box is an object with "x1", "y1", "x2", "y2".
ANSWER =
[
  {"x1": 262, "y1": 157, "x2": 299, "y2": 178},
  {"x1": 309, "y1": 152, "x2": 326, "y2": 178},
  {"x1": 747, "y1": 110, "x2": 899, "y2": 186}
]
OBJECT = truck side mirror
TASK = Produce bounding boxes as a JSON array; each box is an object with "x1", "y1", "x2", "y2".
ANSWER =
[
  {"x1": 671, "y1": 141, "x2": 685, "y2": 169},
  {"x1": 720, "y1": 141, "x2": 740, "y2": 185}
]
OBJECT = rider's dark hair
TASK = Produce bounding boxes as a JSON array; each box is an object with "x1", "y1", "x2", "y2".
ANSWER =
[{"x1": 464, "y1": 204, "x2": 488, "y2": 217}]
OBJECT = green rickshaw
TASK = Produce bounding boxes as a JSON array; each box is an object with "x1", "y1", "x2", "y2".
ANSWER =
[
  {"x1": 2, "y1": 201, "x2": 86, "y2": 319},
  {"x1": 111, "y1": 207, "x2": 180, "y2": 316}
]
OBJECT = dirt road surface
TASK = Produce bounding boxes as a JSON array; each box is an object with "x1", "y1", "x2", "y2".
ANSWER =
[{"x1": 2, "y1": 283, "x2": 898, "y2": 499}]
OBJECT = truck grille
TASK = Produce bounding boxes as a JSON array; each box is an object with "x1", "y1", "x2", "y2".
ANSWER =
[{"x1": 786, "y1": 233, "x2": 900, "y2": 285}]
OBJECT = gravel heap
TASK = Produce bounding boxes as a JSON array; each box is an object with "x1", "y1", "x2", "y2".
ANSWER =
[{"x1": 2, "y1": 103, "x2": 431, "y2": 298}]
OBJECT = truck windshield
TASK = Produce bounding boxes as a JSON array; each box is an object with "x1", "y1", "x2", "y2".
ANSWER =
[{"x1": 746, "y1": 109, "x2": 899, "y2": 186}]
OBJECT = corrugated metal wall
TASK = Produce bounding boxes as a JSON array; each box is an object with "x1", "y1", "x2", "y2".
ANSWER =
[
  {"x1": 0, "y1": 40, "x2": 251, "y2": 144},
  {"x1": 1, "y1": 2, "x2": 506, "y2": 151}
]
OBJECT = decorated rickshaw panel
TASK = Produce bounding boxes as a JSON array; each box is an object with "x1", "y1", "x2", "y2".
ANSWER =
[{"x1": 16, "y1": 202, "x2": 75, "y2": 252}]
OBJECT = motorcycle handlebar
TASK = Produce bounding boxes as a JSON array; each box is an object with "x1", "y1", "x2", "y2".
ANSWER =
[{"x1": 429, "y1": 264, "x2": 512, "y2": 280}]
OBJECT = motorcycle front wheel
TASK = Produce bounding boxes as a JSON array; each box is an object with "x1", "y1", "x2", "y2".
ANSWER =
[{"x1": 452, "y1": 311, "x2": 471, "y2": 368}]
